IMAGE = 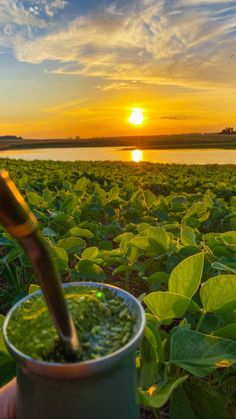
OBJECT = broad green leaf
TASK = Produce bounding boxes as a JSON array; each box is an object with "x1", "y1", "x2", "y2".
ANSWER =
[
  {"x1": 2, "y1": 246, "x2": 23, "y2": 264},
  {"x1": 0, "y1": 315, "x2": 7, "y2": 354},
  {"x1": 57, "y1": 237, "x2": 86, "y2": 254},
  {"x1": 77, "y1": 259, "x2": 106, "y2": 281},
  {"x1": 170, "y1": 195, "x2": 188, "y2": 212},
  {"x1": 147, "y1": 227, "x2": 172, "y2": 252},
  {"x1": 139, "y1": 361, "x2": 158, "y2": 390},
  {"x1": 213, "y1": 323, "x2": 236, "y2": 340},
  {"x1": 143, "y1": 292, "x2": 191, "y2": 320},
  {"x1": 217, "y1": 231, "x2": 236, "y2": 249},
  {"x1": 28, "y1": 284, "x2": 41, "y2": 294},
  {"x1": 114, "y1": 232, "x2": 133, "y2": 244},
  {"x1": 139, "y1": 376, "x2": 188, "y2": 409},
  {"x1": 108, "y1": 184, "x2": 119, "y2": 201},
  {"x1": 137, "y1": 223, "x2": 151, "y2": 233},
  {"x1": 42, "y1": 227, "x2": 58, "y2": 238},
  {"x1": 0, "y1": 314, "x2": 5, "y2": 328},
  {"x1": 145, "y1": 321, "x2": 164, "y2": 363},
  {"x1": 129, "y1": 236, "x2": 149, "y2": 250},
  {"x1": 170, "y1": 328, "x2": 236, "y2": 377},
  {"x1": 168, "y1": 253, "x2": 204, "y2": 298},
  {"x1": 0, "y1": 354, "x2": 16, "y2": 386},
  {"x1": 218, "y1": 376, "x2": 236, "y2": 400},
  {"x1": 52, "y1": 212, "x2": 73, "y2": 222},
  {"x1": 202, "y1": 233, "x2": 220, "y2": 250},
  {"x1": 183, "y1": 382, "x2": 229, "y2": 419},
  {"x1": 75, "y1": 177, "x2": 88, "y2": 191},
  {"x1": 126, "y1": 245, "x2": 139, "y2": 264},
  {"x1": 42, "y1": 189, "x2": 53, "y2": 202},
  {"x1": 81, "y1": 247, "x2": 99, "y2": 260},
  {"x1": 148, "y1": 272, "x2": 169, "y2": 285},
  {"x1": 180, "y1": 226, "x2": 197, "y2": 247},
  {"x1": 119, "y1": 235, "x2": 134, "y2": 255},
  {"x1": 170, "y1": 386, "x2": 196, "y2": 419},
  {"x1": 53, "y1": 247, "x2": 69, "y2": 271},
  {"x1": 27, "y1": 191, "x2": 42, "y2": 206},
  {"x1": 142, "y1": 325, "x2": 163, "y2": 364},
  {"x1": 143, "y1": 190, "x2": 156, "y2": 209},
  {"x1": 69, "y1": 227, "x2": 94, "y2": 238},
  {"x1": 200, "y1": 274, "x2": 236, "y2": 312},
  {"x1": 211, "y1": 261, "x2": 236, "y2": 274}
]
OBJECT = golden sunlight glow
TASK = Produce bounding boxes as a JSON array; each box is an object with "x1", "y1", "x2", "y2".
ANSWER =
[
  {"x1": 131, "y1": 149, "x2": 143, "y2": 162},
  {"x1": 128, "y1": 108, "x2": 144, "y2": 125}
]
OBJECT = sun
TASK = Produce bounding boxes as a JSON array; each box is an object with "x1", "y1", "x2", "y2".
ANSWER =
[{"x1": 128, "y1": 108, "x2": 144, "y2": 125}]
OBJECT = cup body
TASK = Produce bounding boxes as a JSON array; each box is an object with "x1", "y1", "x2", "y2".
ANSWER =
[{"x1": 3, "y1": 282, "x2": 145, "y2": 419}]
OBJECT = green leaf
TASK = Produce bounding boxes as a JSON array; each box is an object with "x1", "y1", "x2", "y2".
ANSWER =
[
  {"x1": 129, "y1": 236, "x2": 149, "y2": 250},
  {"x1": 168, "y1": 253, "x2": 204, "y2": 298},
  {"x1": 203, "y1": 233, "x2": 220, "y2": 250},
  {"x1": 180, "y1": 226, "x2": 197, "y2": 247},
  {"x1": 69, "y1": 227, "x2": 94, "y2": 238},
  {"x1": 81, "y1": 247, "x2": 99, "y2": 260},
  {"x1": 211, "y1": 261, "x2": 236, "y2": 274},
  {"x1": 137, "y1": 223, "x2": 151, "y2": 233},
  {"x1": 139, "y1": 376, "x2": 188, "y2": 409},
  {"x1": 28, "y1": 284, "x2": 41, "y2": 294},
  {"x1": 0, "y1": 314, "x2": 5, "y2": 328},
  {"x1": 170, "y1": 387, "x2": 197, "y2": 419},
  {"x1": 75, "y1": 177, "x2": 88, "y2": 192},
  {"x1": 114, "y1": 232, "x2": 133, "y2": 244},
  {"x1": 42, "y1": 189, "x2": 53, "y2": 202},
  {"x1": 147, "y1": 227, "x2": 172, "y2": 253},
  {"x1": 57, "y1": 237, "x2": 86, "y2": 254},
  {"x1": 108, "y1": 184, "x2": 119, "y2": 201},
  {"x1": 200, "y1": 274, "x2": 236, "y2": 312},
  {"x1": 148, "y1": 272, "x2": 169, "y2": 285},
  {"x1": 143, "y1": 325, "x2": 163, "y2": 364},
  {"x1": 217, "y1": 231, "x2": 236, "y2": 249},
  {"x1": 77, "y1": 259, "x2": 106, "y2": 281},
  {"x1": 143, "y1": 292, "x2": 191, "y2": 321},
  {"x1": 218, "y1": 375, "x2": 236, "y2": 400},
  {"x1": 170, "y1": 328, "x2": 236, "y2": 377},
  {"x1": 213, "y1": 323, "x2": 236, "y2": 340},
  {"x1": 42, "y1": 227, "x2": 58, "y2": 238},
  {"x1": 27, "y1": 191, "x2": 42, "y2": 206},
  {"x1": 183, "y1": 382, "x2": 229, "y2": 419},
  {"x1": 143, "y1": 190, "x2": 156, "y2": 209},
  {"x1": 53, "y1": 247, "x2": 69, "y2": 271}
]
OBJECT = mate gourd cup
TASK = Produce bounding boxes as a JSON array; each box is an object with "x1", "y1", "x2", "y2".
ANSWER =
[{"x1": 3, "y1": 282, "x2": 145, "y2": 419}]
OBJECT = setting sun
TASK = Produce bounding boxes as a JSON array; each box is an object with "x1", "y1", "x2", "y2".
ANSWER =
[{"x1": 128, "y1": 108, "x2": 144, "y2": 125}]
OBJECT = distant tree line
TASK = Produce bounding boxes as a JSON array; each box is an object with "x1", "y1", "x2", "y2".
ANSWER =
[
  {"x1": 0, "y1": 135, "x2": 23, "y2": 140},
  {"x1": 219, "y1": 127, "x2": 236, "y2": 134}
]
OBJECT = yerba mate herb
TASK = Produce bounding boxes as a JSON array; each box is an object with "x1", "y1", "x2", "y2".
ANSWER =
[{"x1": 7, "y1": 287, "x2": 136, "y2": 362}]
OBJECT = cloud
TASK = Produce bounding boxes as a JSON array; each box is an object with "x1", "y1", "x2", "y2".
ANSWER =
[
  {"x1": 159, "y1": 115, "x2": 193, "y2": 120},
  {"x1": 0, "y1": 0, "x2": 68, "y2": 50},
  {"x1": 97, "y1": 81, "x2": 140, "y2": 91},
  {"x1": 44, "y1": 98, "x2": 88, "y2": 113},
  {"x1": 2, "y1": 0, "x2": 236, "y2": 90}
]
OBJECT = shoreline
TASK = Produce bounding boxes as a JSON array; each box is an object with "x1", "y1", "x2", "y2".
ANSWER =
[{"x1": 1, "y1": 134, "x2": 236, "y2": 151}]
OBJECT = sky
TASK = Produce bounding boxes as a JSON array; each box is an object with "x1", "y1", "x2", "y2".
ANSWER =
[{"x1": 0, "y1": 0, "x2": 236, "y2": 139}]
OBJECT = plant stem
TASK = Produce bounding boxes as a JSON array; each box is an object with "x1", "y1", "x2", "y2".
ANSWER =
[
  {"x1": 152, "y1": 408, "x2": 161, "y2": 419},
  {"x1": 196, "y1": 311, "x2": 206, "y2": 332}
]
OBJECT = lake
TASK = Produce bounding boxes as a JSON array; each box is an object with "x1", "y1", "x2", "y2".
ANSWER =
[{"x1": 0, "y1": 147, "x2": 236, "y2": 164}]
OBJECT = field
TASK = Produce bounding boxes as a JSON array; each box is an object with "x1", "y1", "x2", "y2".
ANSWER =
[{"x1": 0, "y1": 158, "x2": 236, "y2": 418}]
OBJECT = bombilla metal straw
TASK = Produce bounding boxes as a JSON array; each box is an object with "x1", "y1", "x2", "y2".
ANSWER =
[{"x1": 0, "y1": 170, "x2": 81, "y2": 361}]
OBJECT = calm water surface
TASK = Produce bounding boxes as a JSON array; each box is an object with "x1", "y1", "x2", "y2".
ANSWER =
[{"x1": 0, "y1": 147, "x2": 236, "y2": 164}]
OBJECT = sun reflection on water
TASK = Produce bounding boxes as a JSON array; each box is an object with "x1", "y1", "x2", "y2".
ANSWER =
[{"x1": 131, "y1": 149, "x2": 143, "y2": 162}]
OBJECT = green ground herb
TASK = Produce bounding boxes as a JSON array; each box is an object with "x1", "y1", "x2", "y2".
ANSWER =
[{"x1": 7, "y1": 286, "x2": 136, "y2": 362}]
